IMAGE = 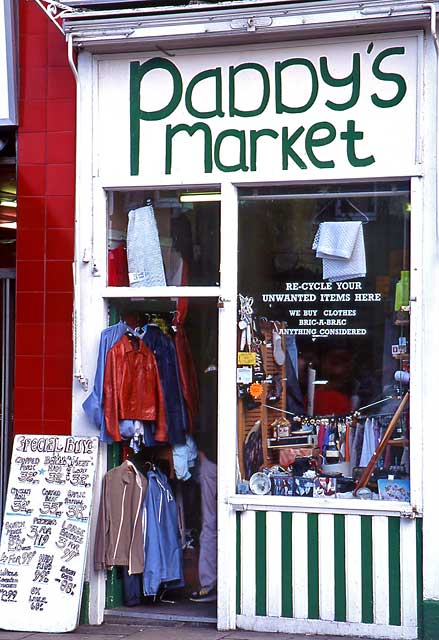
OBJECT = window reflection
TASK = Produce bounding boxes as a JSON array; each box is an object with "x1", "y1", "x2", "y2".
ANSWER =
[
  {"x1": 237, "y1": 183, "x2": 411, "y2": 502},
  {"x1": 107, "y1": 190, "x2": 220, "y2": 287}
]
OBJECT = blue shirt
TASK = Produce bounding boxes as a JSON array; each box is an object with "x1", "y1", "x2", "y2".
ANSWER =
[{"x1": 82, "y1": 321, "x2": 128, "y2": 442}]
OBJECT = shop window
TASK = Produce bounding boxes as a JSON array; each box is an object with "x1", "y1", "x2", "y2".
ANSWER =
[
  {"x1": 236, "y1": 182, "x2": 411, "y2": 502},
  {"x1": 107, "y1": 189, "x2": 220, "y2": 288}
]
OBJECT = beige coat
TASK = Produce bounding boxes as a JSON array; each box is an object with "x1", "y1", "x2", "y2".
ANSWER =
[{"x1": 94, "y1": 460, "x2": 147, "y2": 575}]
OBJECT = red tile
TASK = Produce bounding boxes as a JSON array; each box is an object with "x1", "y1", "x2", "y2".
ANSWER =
[
  {"x1": 44, "y1": 322, "x2": 73, "y2": 355},
  {"x1": 19, "y1": 100, "x2": 47, "y2": 132},
  {"x1": 20, "y1": 34, "x2": 48, "y2": 68},
  {"x1": 18, "y1": 132, "x2": 46, "y2": 165},
  {"x1": 15, "y1": 323, "x2": 44, "y2": 356},
  {"x1": 13, "y1": 419, "x2": 43, "y2": 435},
  {"x1": 46, "y1": 228, "x2": 74, "y2": 260},
  {"x1": 17, "y1": 165, "x2": 47, "y2": 198},
  {"x1": 47, "y1": 131, "x2": 76, "y2": 164},
  {"x1": 17, "y1": 196, "x2": 46, "y2": 229},
  {"x1": 46, "y1": 260, "x2": 73, "y2": 291},
  {"x1": 45, "y1": 292, "x2": 73, "y2": 323},
  {"x1": 48, "y1": 31, "x2": 69, "y2": 67},
  {"x1": 44, "y1": 356, "x2": 73, "y2": 388},
  {"x1": 16, "y1": 228, "x2": 45, "y2": 261},
  {"x1": 42, "y1": 419, "x2": 72, "y2": 436},
  {"x1": 15, "y1": 355, "x2": 44, "y2": 388},
  {"x1": 14, "y1": 387, "x2": 43, "y2": 420},
  {"x1": 46, "y1": 165, "x2": 75, "y2": 197},
  {"x1": 48, "y1": 68, "x2": 76, "y2": 100},
  {"x1": 21, "y1": 66, "x2": 48, "y2": 101},
  {"x1": 46, "y1": 196, "x2": 75, "y2": 228},
  {"x1": 43, "y1": 388, "x2": 72, "y2": 420},
  {"x1": 20, "y1": 0, "x2": 49, "y2": 35},
  {"x1": 16, "y1": 292, "x2": 45, "y2": 323},
  {"x1": 46, "y1": 100, "x2": 76, "y2": 132},
  {"x1": 16, "y1": 260, "x2": 45, "y2": 291}
]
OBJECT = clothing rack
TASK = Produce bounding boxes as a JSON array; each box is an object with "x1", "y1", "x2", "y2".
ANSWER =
[{"x1": 353, "y1": 392, "x2": 409, "y2": 495}]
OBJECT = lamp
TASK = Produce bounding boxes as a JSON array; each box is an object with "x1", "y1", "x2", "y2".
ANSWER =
[{"x1": 179, "y1": 192, "x2": 221, "y2": 203}]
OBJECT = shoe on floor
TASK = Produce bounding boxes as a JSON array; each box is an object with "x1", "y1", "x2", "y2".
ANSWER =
[{"x1": 189, "y1": 586, "x2": 217, "y2": 602}]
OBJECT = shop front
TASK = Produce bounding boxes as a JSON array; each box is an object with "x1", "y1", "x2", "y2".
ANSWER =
[{"x1": 65, "y1": 2, "x2": 439, "y2": 638}]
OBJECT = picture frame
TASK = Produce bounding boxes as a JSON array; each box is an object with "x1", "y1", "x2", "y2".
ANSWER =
[{"x1": 377, "y1": 478, "x2": 410, "y2": 502}]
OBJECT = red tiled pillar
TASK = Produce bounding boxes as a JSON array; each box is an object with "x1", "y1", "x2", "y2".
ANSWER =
[{"x1": 15, "y1": 0, "x2": 76, "y2": 436}]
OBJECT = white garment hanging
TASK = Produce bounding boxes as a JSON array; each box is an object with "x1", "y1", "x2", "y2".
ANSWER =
[
  {"x1": 127, "y1": 204, "x2": 167, "y2": 287},
  {"x1": 312, "y1": 221, "x2": 366, "y2": 282},
  {"x1": 359, "y1": 417, "x2": 376, "y2": 467}
]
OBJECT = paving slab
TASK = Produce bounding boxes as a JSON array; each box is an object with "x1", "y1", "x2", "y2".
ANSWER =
[
  {"x1": 76, "y1": 625, "x2": 142, "y2": 636},
  {"x1": 126, "y1": 626, "x2": 227, "y2": 640},
  {"x1": 0, "y1": 623, "x2": 377, "y2": 640}
]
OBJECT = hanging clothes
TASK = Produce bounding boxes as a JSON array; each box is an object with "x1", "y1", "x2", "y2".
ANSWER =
[
  {"x1": 172, "y1": 435, "x2": 198, "y2": 481},
  {"x1": 127, "y1": 203, "x2": 167, "y2": 287},
  {"x1": 103, "y1": 334, "x2": 167, "y2": 442},
  {"x1": 94, "y1": 460, "x2": 147, "y2": 575},
  {"x1": 143, "y1": 469, "x2": 184, "y2": 596},
  {"x1": 174, "y1": 319, "x2": 199, "y2": 433},
  {"x1": 312, "y1": 221, "x2": 366, "y2": 282},
  {"x1": 108, "y1": 241, "x2": 129, "y2": 287},
  {"x1": 142, "y1": 324, "x2": 188, "y2": 445},
  {"x1": 82, "y1": 320, "x2": 128, "y2": 443}
]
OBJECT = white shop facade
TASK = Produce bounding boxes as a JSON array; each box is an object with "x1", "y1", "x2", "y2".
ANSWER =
[{"x1": 63, "y1": 1, "x2": 439, "y2": 638}]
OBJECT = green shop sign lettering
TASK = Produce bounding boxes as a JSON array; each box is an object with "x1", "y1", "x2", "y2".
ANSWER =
[{"x1": 130, "y1": 44, "x2": 407, "y2": 176}]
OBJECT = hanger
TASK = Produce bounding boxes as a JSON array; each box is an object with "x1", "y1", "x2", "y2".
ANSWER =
[
  {"x1": 313, "y1": 198, "x2": 369, "y2": 225},
  {"x1": 145, "y1": 197, "x2": 153, "y2": 207},
  {"x1": 125, "y1": 328, "x2": 140, "y2": 349},
  {"x1": 344, "y1": 198, "x2": 369, "y2": 223}
]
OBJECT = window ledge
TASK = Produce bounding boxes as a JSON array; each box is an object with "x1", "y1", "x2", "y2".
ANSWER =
[{"x1": 227, "y1": 494, "x2": 421, "y2": 518}]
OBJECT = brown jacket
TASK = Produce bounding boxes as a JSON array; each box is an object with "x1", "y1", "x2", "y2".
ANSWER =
[
  {"x1": 103, "y1": 334, "x2": 168, "y2": 442},
  {"x1": 94, "y1": 461, "x2": 147, "y2": 575}
]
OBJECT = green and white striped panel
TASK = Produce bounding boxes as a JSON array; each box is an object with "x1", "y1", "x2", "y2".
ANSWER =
[{"x1": 236, "y1": 511, "x2": 422, "y2": 640}]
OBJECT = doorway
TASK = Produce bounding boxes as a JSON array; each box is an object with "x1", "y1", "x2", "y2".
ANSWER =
[{"x1": 95, "y1": 187, "x2": 223, "y2": 624}]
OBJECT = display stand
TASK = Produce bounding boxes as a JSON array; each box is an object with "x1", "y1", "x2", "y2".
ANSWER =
[{"x1": 238, "y1": 327, "x2": 286, "y2": 479}]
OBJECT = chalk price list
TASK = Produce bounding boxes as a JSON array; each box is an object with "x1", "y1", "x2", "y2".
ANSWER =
[{"x1": 0, "y1": 436, "x2": 97, "y2": 629}]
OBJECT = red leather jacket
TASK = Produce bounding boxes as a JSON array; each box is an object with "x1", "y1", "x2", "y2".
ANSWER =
[{"x1": 103, "y1": 334, "x2": 167, "y2": 442}]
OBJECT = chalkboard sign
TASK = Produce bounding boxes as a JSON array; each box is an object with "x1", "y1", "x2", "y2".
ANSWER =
[{"x1": 0, "y1": 435, "x2": 99, "y2": 632}]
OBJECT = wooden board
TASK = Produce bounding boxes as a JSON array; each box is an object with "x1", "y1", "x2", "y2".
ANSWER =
[
  {"x1": 0, "y1": 435, "x2": 99, "y2": 632},
  {"x1": 238, "y1": 327, "x2": 287, "y2": 478}
]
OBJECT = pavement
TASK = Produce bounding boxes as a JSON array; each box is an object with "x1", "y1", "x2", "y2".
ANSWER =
[{"x1": 0, "y1": 622, "x2": 369, "y2": 640}]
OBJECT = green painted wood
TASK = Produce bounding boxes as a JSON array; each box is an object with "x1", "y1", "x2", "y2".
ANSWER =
[
  {"x1": 236, "y1": 512, "x2": 241, "y2": 615},
  {"x1": 422, "y1": 600, "x2": 439, "y2": 640},
  {"x1": 105, "y1": 567, "x2": 124, "y2": 609},
  {"x1": 388, "y1": 517, "x2": 401, "y2": 626},
  {"x1": 361, "y1": 516, "x2": 373, "y2": 624},
  {"x1": 416, "y1": 519, "x2": 423, "y2": 637},
  {"x1": 307, "y1": 513, "x2": 319, "y2": 620},
  {"x1": 281, "y1": 512, "x2": 293, "y2": 618},
  {"x1": 334, "y1": 514, "x2": 346, "y2": 622},
  {"x1": 79, "y1": 581, "x2": 90, "y2": 625},
  {"x1": 255, "y1": 511, "x2": 267, "y2": 616}
]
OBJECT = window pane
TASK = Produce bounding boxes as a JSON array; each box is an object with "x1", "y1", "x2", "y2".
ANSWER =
[
  {"x1": 107, "y1": 189, "x2": 220, "y2": 287},
  {"x1": 236, "y1": 182, "x2": 411, "y2": 502}
]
